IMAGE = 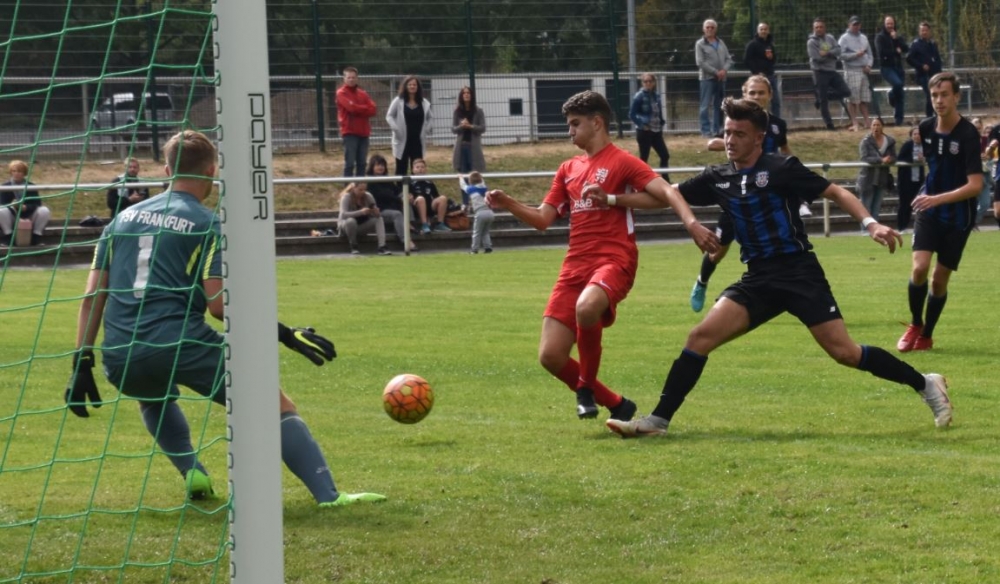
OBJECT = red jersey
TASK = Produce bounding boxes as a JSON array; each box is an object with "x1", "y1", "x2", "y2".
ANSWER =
[{"x1": 543, "y1": 143, "x2": 658, "y2": 273}]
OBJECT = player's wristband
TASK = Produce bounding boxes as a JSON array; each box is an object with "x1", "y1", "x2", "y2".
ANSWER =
[
  {"x1": 861, "y1": 217, "x2": 877, "y2": 229},
  {"x1": 607, "y1": 194, "x2": 617, "y2": 207}
]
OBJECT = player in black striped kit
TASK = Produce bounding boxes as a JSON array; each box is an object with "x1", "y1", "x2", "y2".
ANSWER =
[
  {"x1": 591, "y1": 99, "x2": 953, "y2": 438},
  {"x1": 896, "y1": 72, "x2": 984, "y2": 353}
]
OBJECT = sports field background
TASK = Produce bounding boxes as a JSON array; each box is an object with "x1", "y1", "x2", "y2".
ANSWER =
[{"x1": 2, "y1": 233, "x2": 997, "y2": 583}]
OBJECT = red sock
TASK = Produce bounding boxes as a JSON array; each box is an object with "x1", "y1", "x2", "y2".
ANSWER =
[
  {"x1": 576, "y1": 322, "x2": 603, "y2": 389},
  {"x1": 554, "y1": 359, "x2": 621, "y2": 408}
]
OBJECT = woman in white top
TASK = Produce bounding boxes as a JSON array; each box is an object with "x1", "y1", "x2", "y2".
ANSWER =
[{"x1": 386, "y1": 75, "x2": 432, "y2": 176}]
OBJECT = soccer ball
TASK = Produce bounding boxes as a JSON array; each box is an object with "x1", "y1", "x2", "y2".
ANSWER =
[{"x1": 382, "y1": 374, "x2": 434, "y2": 424}]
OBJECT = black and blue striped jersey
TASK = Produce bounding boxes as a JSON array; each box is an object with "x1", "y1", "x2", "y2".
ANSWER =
[
  {"x1": 679, "y1": 154, "x2": 829, "y2": 263},
  {"x1": 918, "y1": 115, "x2": 983, "y2": 230},
  {"x1": 762, "y1": 114, "x2": 788, "y2": 155}
]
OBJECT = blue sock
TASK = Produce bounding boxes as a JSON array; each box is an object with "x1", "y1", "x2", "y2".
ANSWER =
[
  {"x1": 281, "y1": 412, "x2": 339, "y2": 503},
  {"x1": 140, "y1": 400, "x2": 206, "y2": 477}
]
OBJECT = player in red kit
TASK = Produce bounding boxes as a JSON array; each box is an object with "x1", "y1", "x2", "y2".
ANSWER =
[{"x1": 487, "y1": 91, "x2": 718, "y2": 421}]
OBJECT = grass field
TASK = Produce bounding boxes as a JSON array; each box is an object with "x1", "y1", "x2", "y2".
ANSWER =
[{"x1": 2, "y1": 231, "x2": 998, "y2": 583}]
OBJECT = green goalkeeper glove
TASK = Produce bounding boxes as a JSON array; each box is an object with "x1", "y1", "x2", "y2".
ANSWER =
[
  {"x1": 65, "y1": 349, "x2": 103, "y2": 418},
  {"x1": 278, "y1": 323, "x2": 336, "y2": 366}
]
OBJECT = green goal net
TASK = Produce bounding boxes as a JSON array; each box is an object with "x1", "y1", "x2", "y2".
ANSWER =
[{"x1": 1, "y1": 2, "x2": 283, "y2": 582}]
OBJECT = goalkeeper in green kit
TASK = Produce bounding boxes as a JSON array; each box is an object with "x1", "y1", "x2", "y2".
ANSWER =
[{"x1": 67, "y1": 130, "x2": 385, "y2": 507}]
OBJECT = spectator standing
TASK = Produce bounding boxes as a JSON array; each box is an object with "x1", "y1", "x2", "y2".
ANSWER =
[
  {"x1": 856, "y1": 117, "x2": 897, "y2": 229},
  {"x1": 1, "y1": 160, "x2": 51, "y2": 246},
  {"x1": 336, "y1": 181, "x2": 392, "y2": 256},
  {"x1": 838, "y1": 16, "x2": 874, "y2": 132},
  {"x1": 743, "y1": 22, "x2": 781, "y2": 118},
  {"x1": 907, "y1": 22, "x2": 943, "y2": 118},
  {"x1": 366, "y1": 154, "x2": 417, "y2": 252},
  {"x1": 628, "y1": 73, "x2": 671, "y2": 181},
  {"x1": 897, "y1": 73, "x2": 982, "y2": 353},
  {"x1": 451, "y1": 86, "x2": 486, "y2": 173},
  {"x1": 971, "y1": 118, "x2": 994, "y2": 225},
  {"x1": 895, "y1": 126, "x2": 925, "y2": 232},
  {"x1": 874, "y1": 15, "x2": 908, "y2": 126},
  {"x1": 460, "y1": 171, "x2": 494, "y2": 254},
  {"x1": 485, "y1": 90, "x2": 718, "y2": 422},
  {"x1": 410, "y1": 158, "x2": 450, "y2": 233},
  {"x1": 807, "y1": 18, "x2": 851, "y2": 131},
  {"x1": 106, "y1": 158, "x2": 151, "y2": 218},
  {"x1": 695, "y1": 19, "x2": 734, "y2": 138},
  {"x1": 335, "y1": 66, "x2": 377, "y2": 178},
  {"x1": 987, "y1": 123, "x2": 1000, "y2": 228},
  {"x1": 386, "y1": 75, "x2": 432, "y2": 176}
]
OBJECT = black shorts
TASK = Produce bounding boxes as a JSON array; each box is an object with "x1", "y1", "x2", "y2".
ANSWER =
[
  {"x1": 912, "y1": 213, "x2": 972, "y2": 271},
  {"x1": 720, "y1": 252, "x2": 843, "y2": 331},
  {"x1": 715, "y1": 212, "x2": 735, "y2": 246}
]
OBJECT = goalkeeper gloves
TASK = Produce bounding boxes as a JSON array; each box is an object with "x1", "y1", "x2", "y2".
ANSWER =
[
  {"x1": 65, "y1": 349, "x2": 103, "y2": 418},
  {"x1": 278, "y1": 322, "x2": 336, "y2": 366}
]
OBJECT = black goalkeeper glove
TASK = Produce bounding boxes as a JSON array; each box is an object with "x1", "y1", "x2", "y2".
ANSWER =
[
  {"x1": 278, "y1": 322, "x2": 336, "y2": 366},
  {"x1": 65, "y1": 349, "x2": 103, "y2": 418}
]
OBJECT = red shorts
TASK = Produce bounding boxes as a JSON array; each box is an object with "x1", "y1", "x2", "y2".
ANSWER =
[{"x1": 544, "y1": 261, "x2": 635, "y2": 329}]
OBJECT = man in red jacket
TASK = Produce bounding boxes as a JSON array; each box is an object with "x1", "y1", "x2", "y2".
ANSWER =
[{"x1": 336, "y1": 66, "x2": 377, "y2": 177}]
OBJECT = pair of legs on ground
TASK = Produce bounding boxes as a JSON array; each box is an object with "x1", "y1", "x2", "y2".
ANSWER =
[
  {"x1": 470, "y1": 209, "x2": 494, "y2": 253},
  {"x1": 812, "y1": 70, "x2": 851, "y2": 130},
  {"x1": 611, "y1": 256, "x2": 951, "y2": 437},
  {"x1": 338, "y1": 216, "x2": 391, "y2": 255},
  {"x1": 413, "y1": 194, "x2": 449, "y2": 233},
  {"x1": 0, "y1": 207, "x2": 52, "y2": 246},
  {"x1": 537, "y1": 268, "x2": 636, "y2": 422},
  {"x1": 342, "y1": 135, "x2": 369, "y2": 178},
  {"x1": 843, "y1": 70, "x2": 872, "y2": 131},
  {"x1": 635, "y1": 130, "x2": 671, "y2": 182},
  {"x1": 898, "y1": 217, "x2": 965, "y2": 352},
  {"x1": 108, "y1": 345, "x2": 384, "y2": 505},
  {"x1": 880, "y1": 66, "x2": 906, "y2": 125}
]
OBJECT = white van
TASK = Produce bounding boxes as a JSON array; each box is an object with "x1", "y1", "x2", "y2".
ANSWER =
[{"x1": 91, "y1": 92, "x2": 178, "y2": 134}]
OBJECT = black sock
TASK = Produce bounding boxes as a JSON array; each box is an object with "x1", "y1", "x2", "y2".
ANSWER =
[
  {"x1": 857, "y1": 345, "x2": 926, "y2": 391},
  {"x1": 922, "y1": 294, "x2": 947, "y2": 338},
  {"x1": 698, "y1": 254, "x2": 717, "y2": 285},
  {"x1": 651, "y1": 349, "x2": 707, "y2": 420},
  {"x1": 908, "y1": 281, "x2": 928, "y2": 325}
]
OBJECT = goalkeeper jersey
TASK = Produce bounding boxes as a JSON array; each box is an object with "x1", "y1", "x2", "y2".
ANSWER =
[{"x1": 91, "y1": 190, "x2": 222, "y2": 364}]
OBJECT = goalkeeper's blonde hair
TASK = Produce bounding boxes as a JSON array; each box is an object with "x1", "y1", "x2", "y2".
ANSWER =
[{"x1": 164, "y1": 130, "x2": 217, "y2": 178}]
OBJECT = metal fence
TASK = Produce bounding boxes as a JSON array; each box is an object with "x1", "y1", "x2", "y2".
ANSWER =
[
  {"x1": 0, "y1": 68, "x2": 994, "y2": 160},
  {"x1": 3, "y1": 0, "x2": 1000, "y2": 159}
]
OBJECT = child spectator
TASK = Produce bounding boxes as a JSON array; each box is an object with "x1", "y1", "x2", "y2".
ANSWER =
[
  {"x1": 460, "y1": 171, "x2": 494, "y2": 254},
  {"x1": 1, "y1": 160, "x2": 52, "y2": 246},
  {"x1": 410, "y1": 158, "x2": 449, "y2": 232}
]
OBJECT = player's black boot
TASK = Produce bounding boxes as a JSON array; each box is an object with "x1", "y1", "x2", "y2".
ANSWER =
[
  {"x1": 608, "y1": 397, "x2": 637, "y2": 422},
  {"x1": 575, "y1": 387, "x2": 598, "y2": 419}
]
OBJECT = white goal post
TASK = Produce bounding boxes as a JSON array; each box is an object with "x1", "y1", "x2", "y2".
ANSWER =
[{"x1": 214, "y1": 1, "x2": 285, "y2": 582}]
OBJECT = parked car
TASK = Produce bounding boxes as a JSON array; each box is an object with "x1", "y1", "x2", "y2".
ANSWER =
[{"x1": 91, "y1": 91, "x2": 179, "y2": 138}]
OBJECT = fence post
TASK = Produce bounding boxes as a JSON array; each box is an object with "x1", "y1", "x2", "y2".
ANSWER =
[
  {"x1": 465, "y1": 0, "x2": 476, "y2": 93},
  {"x1": 146, "y1": 0, "x2": 161, "y2": 162},
  {"x1": 311, "y1": 0, "x2": 327, "y2": 152},
  {"x1": 606, "y1": 0, "x2": 624, "y2": 138},
  {"x1": 822, "y1": 163, "x2": 831, "y2": 237}
]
